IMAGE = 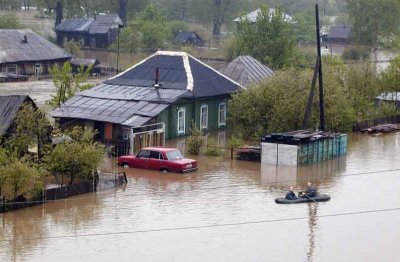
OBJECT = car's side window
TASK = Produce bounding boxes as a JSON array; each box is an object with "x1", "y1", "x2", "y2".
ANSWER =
[
  {"x1": 149, "y1": 151, "x2": 161, "y2": 160},
  {"x1": 137, "y1": 150, "x2": 150, "y2": 158}
]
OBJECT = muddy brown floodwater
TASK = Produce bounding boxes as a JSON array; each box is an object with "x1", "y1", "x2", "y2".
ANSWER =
[{"x1": 1, "y1": 133, "x2": 400, "y2": 262}]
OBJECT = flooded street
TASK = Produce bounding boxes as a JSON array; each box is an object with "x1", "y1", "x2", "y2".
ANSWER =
[{"x1": 1, "y1": 133, "x2": 400, "y2": 262}]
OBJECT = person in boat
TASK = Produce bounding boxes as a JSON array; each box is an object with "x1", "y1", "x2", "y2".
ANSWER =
[
  {"x1": 300, "y1": 182, "x2": 318, "y2": 198},
  {"x1": 285, "y1": 186, "x2": 298, "y2": 200}
]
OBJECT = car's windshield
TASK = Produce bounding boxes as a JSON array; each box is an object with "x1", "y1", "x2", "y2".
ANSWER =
[{"x1": 166, "y1": 150, "x2": 183, "y2": 160}]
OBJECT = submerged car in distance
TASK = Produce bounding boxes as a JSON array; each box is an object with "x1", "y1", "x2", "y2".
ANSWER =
[{"x1": 117, "y1": 147, "x2": 198, "y2": 173}]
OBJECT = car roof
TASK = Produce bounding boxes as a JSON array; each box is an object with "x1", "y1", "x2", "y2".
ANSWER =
[{"x1": 141, "y1": 147, "x2": 178, "y2": 152}]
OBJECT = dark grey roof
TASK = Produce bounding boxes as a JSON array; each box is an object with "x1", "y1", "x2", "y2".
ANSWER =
[
  {"x1": 89, "y1": 14, "x2": 122, "y2": 34},
  {"x1": 52, "y1": 95, "x2": 169, "y2": 127},
  {"x1": 327, "y1": 25, "x2": 352, "y2": 39},
  {"x1": 105, "y1": 51, "x2": 243, "y2": 97},
  {"x1": 52, "y1": 51, "x2": 242, "y2": 126},
  {"x1": 56, "y1": 14, "x2": 122, "y2": 35},
  {"x1": 0, "y1": 95, "x2": 31, "y2": 136},
  {"x1": 55, "y1": 18, "x2": 93, "y2": 32},
  {"x1": 174, "y1": 31, "x2": 202, "y2": 43},
  {"x1": 0, "y1": 29, "x2": 71, "y2": 64},
  {"x1": 219, "y1": 56, "x2": 274, "y2": 87},
  {"x1": 234, "y1": 8, "x2": 292, "y2": 23}
]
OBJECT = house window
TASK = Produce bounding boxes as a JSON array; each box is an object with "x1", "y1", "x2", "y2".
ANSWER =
[
  {"x1": 7, "y1": 64, "x2": 17, "y2": 74},
  {"x1": 219, "y1": 103, "x2": 227, "y2": 127},
  {"x1": 200, "y1": 105, "x2": 208, "y2": 130},
  {"x1": 122, "y1": 128, "x2": 130, "y2": 140},
  {"x1": 177, "y1": 108, "x2": 185, "y2": 135}
]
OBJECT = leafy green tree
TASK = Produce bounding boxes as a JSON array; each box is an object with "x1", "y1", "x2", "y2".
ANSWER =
[
  {"x1": 381, "y1": 56, "x2": 400, "y2": 92},
  {"x1": 348, "y1": 0, "x2": 400, "y2": 48},
  {"x1": 49, "y1": 62, "x2": 92, "y2": 108},
  {"x1": 45, "y1": 127, "x2": 105, "y2": 185},
  {"x1": 6, "y1": 159, "x2": 41, "y2": 199},
  {"x1": 6, "y1": 104, "x2": 50, "y2": 161},
  {"x1": 187, "y1": 122, "x2": 203, "y2": 155},
  {"x1": 232, "y1": 5, "x2": 297, "y2": 69},
  {"x1": 0, "y1": 148, "x2": 8, "y2": 197}
]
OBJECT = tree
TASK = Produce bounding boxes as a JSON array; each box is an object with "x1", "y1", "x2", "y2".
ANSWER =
[
  {"x1": 45, "y1": 128, "x2": 105, "y2": 185},
  {"x1": 0, "y1": 148, "x2": 8, "y2": 197},
  {"x1": 7, "y1": 104, "x2": 50, "y2": 161},
  {"x1": 232, "y1": 5, "x2": 297, "y2": 69},
  {"x1": 49, "y1": 62, "x2": 92, "y2": 108},
  {"x1": 6, "y1": 159, "x2": 41, "y2": 199},
  {"x1": 348, "y1": 0, "x2": 400, "y2": 48}
]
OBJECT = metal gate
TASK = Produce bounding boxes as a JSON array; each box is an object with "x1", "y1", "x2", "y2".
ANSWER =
[{"x1": 130, "y1": 123, "x2": 165, "y2": 154}]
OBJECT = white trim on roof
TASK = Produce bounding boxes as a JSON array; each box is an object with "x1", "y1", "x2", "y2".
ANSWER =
[{"x1": 108, "y1": 50, "x2": 245, "y2": 91}]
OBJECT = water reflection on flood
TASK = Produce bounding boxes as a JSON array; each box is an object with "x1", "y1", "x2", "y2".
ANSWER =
[{"x1": 1, "y1": 132, "x2": 400, "y2": 262}]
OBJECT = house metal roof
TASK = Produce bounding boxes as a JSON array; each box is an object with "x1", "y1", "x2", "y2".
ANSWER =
[
  {"x1": 56, "y1": 13, "x2": 122, "y2": 35},
  {"x1": 173, "y1": 31, "x2": 202, "y2": 43},
  {"x1": 52, "y1": 51, "x2": 242, "y2": 127},
  {"x1": 327, "y1": 25, "x2": 352, "y2": 39},
  {"x1": 70, "y1": 57, "x2": 100, "y2": 67},
  {"x1": 0, "y1": 29, "x2": 72, "y2": 64},
  {"x1": 219, "y1": 56, "x2": 274, "y2": 87},
  {"x1": 234, "y1": 8, "x2": 292, "y2": 23},
  {"x1": 55, "y1": 18, "x2": 94, "y2": 32},
  {"x1": 376, "y1": 92, "x2": 400, "y2": 102},
  {"x1": 0, "y1": 95, "x2": 31, "y2": 136}
]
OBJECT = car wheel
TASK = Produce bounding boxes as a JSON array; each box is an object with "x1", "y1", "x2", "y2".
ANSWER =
[
  {"x1": 161, "y1": 168, "x2": 168, "y2": 173},
  {"x1": 122, "y1": 163, "x2": 130, "y2": 169}
]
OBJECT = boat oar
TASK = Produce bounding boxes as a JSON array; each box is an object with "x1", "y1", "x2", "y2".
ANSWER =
[{"x1": 303, "y1": 193, "x2": 318, "y2": 203}]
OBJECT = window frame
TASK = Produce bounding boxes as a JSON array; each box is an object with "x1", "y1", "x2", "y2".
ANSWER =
[
  {"x1": 7, "y1": 64, "x2": 17, "y2": 74},
  {"x1": 218, "y1": 103, "x2": 227, "y2": 127},
  {"x1": 177, "y1": 107, "x2": 186, "y2": 135},
  {"x1": 200, "y1": 104, "x2": 208, "y2": 130}
]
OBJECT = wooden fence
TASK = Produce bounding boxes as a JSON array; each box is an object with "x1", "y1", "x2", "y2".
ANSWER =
[{"x1": 353, "y1": 115, "x2": 400, "y2": 131}]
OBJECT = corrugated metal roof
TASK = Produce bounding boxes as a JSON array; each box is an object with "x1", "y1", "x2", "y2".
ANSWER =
[
  {"x1": 327, "y1": 25, "x2": 352, "y2": 39},
  {"x1": 376, "y1": 92, "x2": 400, "y2": 102},
  {"x1": 89, "y1": 14, "x2": 122, "y2": 34},
  {"x1": 0, "y1": 29, "x2": 71, "y2": 64},
  {"x1": 219, "y1": 56, "x2": 274, "y2": 87},
  {"x1": 70, "y1": 57, "x2": 99, "y2": 67},
  {"x1": 234, "y1": 8, "x2": 292, "y2": 23},
  {"x1": 51, "y1": 95, "x2": 169, "y2": 127},
  {"x1": 55, "y1": 18, "x2": 94, "y2": 32},
  {"x1": 0, "y1": 95, "x2": 30, "y2": 136}
]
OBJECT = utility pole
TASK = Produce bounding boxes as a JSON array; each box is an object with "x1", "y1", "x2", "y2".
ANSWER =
[{"x1": 315, "y1": 4, "x2": 325, "y2": 131}]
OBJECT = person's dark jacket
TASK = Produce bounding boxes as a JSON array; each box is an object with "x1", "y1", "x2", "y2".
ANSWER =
[
  {"x1": 286, "y1": 191, "x2": 297, "y2": 200},
  {"x1": 305, "y1": 186, "x2": 317, "y2": 197}
]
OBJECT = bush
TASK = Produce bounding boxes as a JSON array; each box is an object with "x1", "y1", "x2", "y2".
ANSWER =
[
  {"x1": 228, "y1": 135, "x2": 244, "y2": 149},
  {"x1": 204, "y1": 138, "x2": 222, "y2": 156},
  {"x1": 187, "y1": 123, "x2": 203, "y2": 155},
  {"x1": 342, "y1": 46, "x2": 370, "y2": 61}
]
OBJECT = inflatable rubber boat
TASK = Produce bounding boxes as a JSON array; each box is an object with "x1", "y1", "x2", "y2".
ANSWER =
[{"x1": 275, "y1": 194, "x2": 331, "y2": 204}]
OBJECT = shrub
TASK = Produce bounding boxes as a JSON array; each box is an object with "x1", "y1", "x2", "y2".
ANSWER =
[
  {"x1": 342, "y1": 46, "x2": 370, "y2": 61},
  {"x1": 228, "y1": 135, "x2": 244, "y2": 149},
  {"x1": 204, "y1": 138, "x2": 222, "y2": 156},
  {"x1": 187, "y1": 123, "x2": 203, "y2": 155}
]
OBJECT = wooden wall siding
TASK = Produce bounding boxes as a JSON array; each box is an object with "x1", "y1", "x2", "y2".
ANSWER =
[
  {"x1": 157, "y1": 97, "x2": 229, "y2": 140},
  {"x1": 0, "y1": 59, "x2": 69, "y2": 76},
  {"x1": 104, "y1": 122, "x2": 113, "y2": 140},
  {"x1": 133, "y1": 131, "x2": 165, "y2": 153}
]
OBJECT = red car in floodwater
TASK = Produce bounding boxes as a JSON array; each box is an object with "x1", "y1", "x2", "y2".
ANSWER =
[{"x1": 117, "y1": 147, "x2": 198, "y2": 173}]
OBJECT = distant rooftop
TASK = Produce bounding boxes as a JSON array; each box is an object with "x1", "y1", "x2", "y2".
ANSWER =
[
  {"x1": 327, "y1": 25, "x2": 352, "y2": 39},
  {"x1": 219, "y1": 56, "x2": 274, "y2": 87},
  {"x1": 56, "y1": 13, "x2": 122, "y2": 34},
  {"x1": 376, "y1": 92, "x2": 400, "y2": 102},
  {"x1": 234, "y1": 8, "x2": 292, "y2": 23},
  {"x1": 0, "y1": 29, "x2": 71, "y2": 64}
]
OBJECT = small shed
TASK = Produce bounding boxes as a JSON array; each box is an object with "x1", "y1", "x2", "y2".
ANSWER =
[
  {"x1": 326, "y1": 25, "x2": 352, "y2": 45},
  {"x1": 219, "y1": 56, "x2": 274, "y2": 87},
  {"x1": 174, "y1": 31, "x2": 204, "y2": 46},
  {"x1": 70, "y1": 58, "x2": 101, "y2": 74}
]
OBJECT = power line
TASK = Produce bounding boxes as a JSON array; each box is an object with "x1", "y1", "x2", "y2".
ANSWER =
[
  {"x1": 2, "y1": 207, "x2": 400, "y2": 243},
  {"x1": 1, "y1": 167, "x2": 400, "y2": 206}
]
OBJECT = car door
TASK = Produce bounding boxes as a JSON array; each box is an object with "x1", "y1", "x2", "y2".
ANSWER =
[
  {"x1": 135, "y1": 150, "x2": 150, "y2": 169},
  {"x1": 148, "y1": 151, "x2": 164, "y2": 170}
]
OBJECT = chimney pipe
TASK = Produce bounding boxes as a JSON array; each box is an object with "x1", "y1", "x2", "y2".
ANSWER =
[{"x1": 154, "y1": 67, "x2": 160, "y2": 87}]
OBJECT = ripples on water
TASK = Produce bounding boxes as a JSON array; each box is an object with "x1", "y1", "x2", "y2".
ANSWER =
[{"x1": 1, "y1": 133, "x2": 400, "y2": 262}]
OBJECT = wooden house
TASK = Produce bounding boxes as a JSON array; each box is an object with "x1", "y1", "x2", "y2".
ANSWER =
[
  {"x1": 55, "y1": 13, "x2": 123, "y2": 49},
  {"x1": 219, "y1": 55, "x2": 274, "y2": 88},
  {"x1": 52, "y1": 51, "x2": 243, "y2": 154},
  {"x1": 325, "y1": 25, "x2": 352, "y2": 45},
  {"x1": 173, "y1": 31, "x2": 205, "y2": 46},
  {"x1": 0, "y1": 29, "x2": 71, "y2": 80}
]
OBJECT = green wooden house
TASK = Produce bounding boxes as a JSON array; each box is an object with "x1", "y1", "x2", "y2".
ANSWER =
[{"x1": 52, "y1": 51, "x2": 243, "y2": 153}]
